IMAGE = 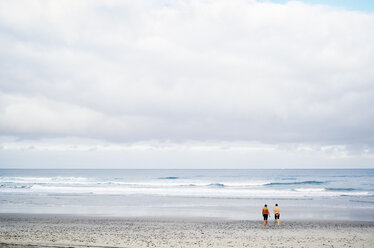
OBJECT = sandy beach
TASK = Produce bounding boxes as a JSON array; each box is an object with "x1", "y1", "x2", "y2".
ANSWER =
[{"x1": 0, "y1": 214, "x2": 373, "y2": 248}]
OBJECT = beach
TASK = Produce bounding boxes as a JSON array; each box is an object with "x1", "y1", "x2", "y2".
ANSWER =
[
  {"x1": 1, "y1": 170, "x2": 374, "y2": 247},
  {"x1": 1, "y1": 214, "x2": 373, "y2": 248}
]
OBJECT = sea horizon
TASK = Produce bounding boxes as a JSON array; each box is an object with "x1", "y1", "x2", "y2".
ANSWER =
[{"x1": 2, "y1": 168, "x2": 373, "y2": 170}]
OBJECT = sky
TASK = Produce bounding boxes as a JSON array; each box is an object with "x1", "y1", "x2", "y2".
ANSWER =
[
  {"x1": 265, "y1": 0, "x2": 374, "y2": 12},
  {"x1": 1, "y1": 0, "x2": 374, "y2": 169}
]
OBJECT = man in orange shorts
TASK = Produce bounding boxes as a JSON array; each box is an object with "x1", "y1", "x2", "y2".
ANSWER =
[{"x1": 262, "y1": 204, "x2": 270, "y2": 226}]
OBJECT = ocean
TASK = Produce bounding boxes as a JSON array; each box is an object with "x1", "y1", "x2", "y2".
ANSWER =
[{"x1": 1, "y1": 169, "x2": 373, "y2": 221}]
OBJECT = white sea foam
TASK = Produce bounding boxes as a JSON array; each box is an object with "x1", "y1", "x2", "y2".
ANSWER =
[
  {"x1": 110, "y1": 181, "x2": 270, "y2": 187},
  {"x1": 0, "y1": 183, "x2": 369, "y2": 199},
  {"x1": 0, "y1": 177, "x2": 270, "y2": 188},
  {"x1": 0, "y1": 176, "x2": 94, "y2": 185},
  {"x1": 294, "y1": 188, "x2": 326, "y2": 192}
]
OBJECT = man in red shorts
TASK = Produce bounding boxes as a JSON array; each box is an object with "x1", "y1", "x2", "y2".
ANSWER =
[{"x1": 274, "y1": 203, "x2": 280, "y2": 226}]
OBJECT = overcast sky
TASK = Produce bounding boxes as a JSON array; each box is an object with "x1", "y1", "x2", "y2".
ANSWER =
[{"x1": 1, "y1": 0, "x2": 374, "y2": 169}]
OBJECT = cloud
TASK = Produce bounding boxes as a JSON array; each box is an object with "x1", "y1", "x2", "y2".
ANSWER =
[
  {"x1": 1, "y1": 136, "x2": 373, "y2": 169},
  {"x1": 0, "y1": 0, "x2": 374, "y2": 150},
  {"x1": 2, "y1": 137, "x2": 369, "y2": 160}
]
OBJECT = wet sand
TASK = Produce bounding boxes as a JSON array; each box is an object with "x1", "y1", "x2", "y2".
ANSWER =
[{"x1": 0, "y1": 213, "x2": 373, "y2": 247}]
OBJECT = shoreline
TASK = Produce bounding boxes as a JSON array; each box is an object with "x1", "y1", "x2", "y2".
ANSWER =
[
  {"x1": 2, "y1": 212, "x2": 374, "y2": 223},
  {"x1": 1, "y1": 213, "x2": 374, "y2": 247},
  {"x1": 2, "y1": 202, "x2": 374, "y2": 222}
]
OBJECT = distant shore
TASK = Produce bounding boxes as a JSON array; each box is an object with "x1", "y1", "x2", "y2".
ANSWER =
[{"x1": 1, "y1": 213, "x2": 373, "y2": 247}]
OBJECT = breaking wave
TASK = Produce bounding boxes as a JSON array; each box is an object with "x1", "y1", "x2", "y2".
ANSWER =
[{"x1": 265, "y1": 181, "x2": 326, "y2": 186}]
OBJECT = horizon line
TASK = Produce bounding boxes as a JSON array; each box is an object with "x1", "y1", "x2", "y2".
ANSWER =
[{"x1": 0, "y1": 168, "x2": 373, "y2": 170}]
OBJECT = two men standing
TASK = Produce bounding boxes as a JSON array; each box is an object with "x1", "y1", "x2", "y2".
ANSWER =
[{"x1": 262, "y1": 204, "x2": 280, "y2": 226}]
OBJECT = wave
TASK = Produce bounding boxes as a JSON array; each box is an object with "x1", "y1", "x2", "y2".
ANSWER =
[
  {"x1": 0, "y1": 176, "x2": 271, "y2": 188},
  {"x1": 101, "y1": 181, "x2": 268, "y2": 188},
  {"x1": 294, "y1": 187, "x2": 362, "y2": 193},
  {"x1": 265, "y1": 181, "x2": 325, "y2": 186},
  {"x1": 293, "y1": 188, "x2": 325, "y2": 192},
  {"x1": 0, "y1": 177, "x2": 334, "y2": 190},
  {"x1": 325, "y1": 187, "x2": 357, "y2": 192},
  {"x1": 0, "y1": 180, "x2": 267, "y2": 189},
  {"x1": 0, "y1": 176, "x2": 94, "y2": 185},
  {"x1": 350, "y1": 200, "x2": 374, "y2": 204},
  {"x1": 0, "y1": 184, "x2": 369, "y2": 198},
  {"x1": 208, "y1": 183, "x2": 225, "y2": 187},
  {"x1": 0, "y1": 184, "x2": 32, "y2": 189}
]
